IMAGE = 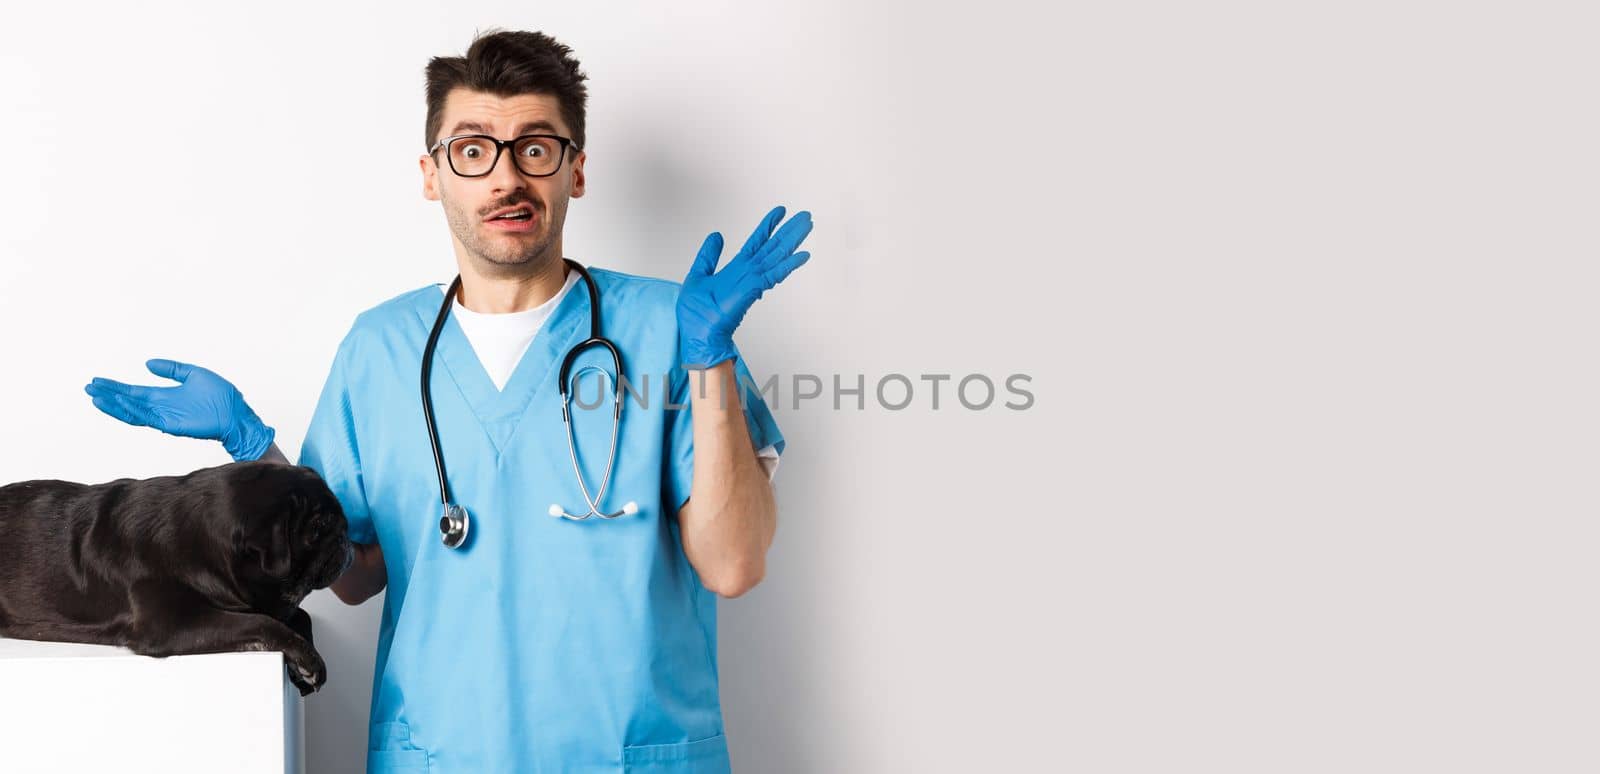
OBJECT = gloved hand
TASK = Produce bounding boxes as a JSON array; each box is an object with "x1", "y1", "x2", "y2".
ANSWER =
[
  {"x1": 83, "y1": 359, "x2": 276, "y2": 462},
  {"x1": 677, "y1": 205, "x2": 814, "y2": 369}
]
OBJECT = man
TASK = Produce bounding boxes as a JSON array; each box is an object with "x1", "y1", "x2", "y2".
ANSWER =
[{"x1": 83, "y1": 29, "x2": 810, "y2": 773}]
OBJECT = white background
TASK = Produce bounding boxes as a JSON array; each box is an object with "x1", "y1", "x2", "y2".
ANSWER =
[{"x1": 1, "y1": 1, "x2": 1595, "y2": 772}]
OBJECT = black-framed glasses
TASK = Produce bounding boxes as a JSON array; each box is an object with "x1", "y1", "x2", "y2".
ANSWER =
[{"x1": 427, "y1": 133, "x2": 578, "y2": 178}]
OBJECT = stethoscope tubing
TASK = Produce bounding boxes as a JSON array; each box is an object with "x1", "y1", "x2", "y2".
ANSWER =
[
  {"x1": 553, "y1": 365, "x2": 628, "y2": 519},
  {"x1": 422, "y1": 275, "x2": 462, "y2": 509},
  {"x1": 424, "y1": 259, "x2": 634, "y2": 547}
]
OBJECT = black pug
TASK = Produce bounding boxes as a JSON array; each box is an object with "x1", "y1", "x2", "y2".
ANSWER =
[{"x1": 0, "y1": 460, "x2": 353, "y2": 695}]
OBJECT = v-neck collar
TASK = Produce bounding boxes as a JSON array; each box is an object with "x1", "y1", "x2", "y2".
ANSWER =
[{"x1": 413, "y1": 274, "x2": 591, "y2": 459}]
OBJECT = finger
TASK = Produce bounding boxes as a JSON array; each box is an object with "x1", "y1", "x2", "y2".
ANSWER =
[
  {"x1": 85, "y1": 377, "x2": 159, "y2": 402},
  {"x1": 686, "y1": 232, "x2": 725, "y2": 279},
  {"x1": 88, "y1": 392, "x2": 133, "y2": 424},
  {"x1": 734, "y1": 205, "x2": 786, "y2": 261},
  {"x1": 761, "y1": 251, "x2": 811, "y2": 288},
  {"x1": 89, "y1": 392, "x2": 162, "y2": 429},
  {"x1": 753, "y1": 211, "x2": 814, "y2": 269},
  {"x1": 145, "y1": 358, "x2": 194, "y2": 383}
]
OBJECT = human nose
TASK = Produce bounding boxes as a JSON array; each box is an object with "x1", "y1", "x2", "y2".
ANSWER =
[{"x1": 486, "y1": 142, "x2": 530, "y2": 193}]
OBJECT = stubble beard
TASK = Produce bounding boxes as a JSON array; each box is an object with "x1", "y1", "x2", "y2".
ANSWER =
[{"x1": 444, "y1": 192, "x2": 564, "y2": 276}]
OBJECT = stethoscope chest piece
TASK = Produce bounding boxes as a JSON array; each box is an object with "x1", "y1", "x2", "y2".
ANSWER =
[{"x1": 440, "y1": 504, "x2": 470, "y2": 548}]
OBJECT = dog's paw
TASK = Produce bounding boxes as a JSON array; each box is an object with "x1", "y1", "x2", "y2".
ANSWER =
[{"x1": 285, "y1": 650, "x2": 327, "y2": 696}]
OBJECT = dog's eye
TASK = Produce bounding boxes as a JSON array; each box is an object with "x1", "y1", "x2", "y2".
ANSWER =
[{"x1": 303, "y1": 510, "x2": 337, "y2": 542}]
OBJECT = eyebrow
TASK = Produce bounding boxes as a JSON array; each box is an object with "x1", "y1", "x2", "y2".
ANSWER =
[{"x1": 447, "y1": 120, "x2": 561, "y2": 137}]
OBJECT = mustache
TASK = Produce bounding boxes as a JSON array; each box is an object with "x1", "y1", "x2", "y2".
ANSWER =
[{"x1": 481, "y1": 197, "x2": 543, "y2": 218}]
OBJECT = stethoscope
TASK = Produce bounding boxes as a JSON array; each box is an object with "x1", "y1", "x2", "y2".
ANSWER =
[{"x1": 423, "y1": 258, "x2": 638, "y2": 550}]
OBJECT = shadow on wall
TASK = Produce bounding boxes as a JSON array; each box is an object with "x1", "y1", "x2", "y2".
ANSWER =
[
  {"x1": 304, "y1": 591, "x2": 383, "y2": 774},
  {"x1": 606, "y1": 137, "x2": 720, "y2": 283},
  {"x1": 719, "y1": 553, "x2": 830, "y2": 774}
]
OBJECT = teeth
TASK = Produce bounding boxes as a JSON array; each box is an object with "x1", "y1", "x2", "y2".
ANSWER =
[{"x1": 495, "y1": 210, "x2": 531, "y2": 220}]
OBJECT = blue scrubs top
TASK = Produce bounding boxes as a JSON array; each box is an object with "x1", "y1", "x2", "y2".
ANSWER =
[{"x1": 298, "y1": 267, "x2": 784, "y2": 774}]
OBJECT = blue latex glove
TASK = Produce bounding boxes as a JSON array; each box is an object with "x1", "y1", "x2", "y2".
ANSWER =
[
  {"x1": 83, "y1": 359, "x2": 276, "y2": 462},
  {"x1": 677, "y1": 205, "x2": 814, "y2": 369}
]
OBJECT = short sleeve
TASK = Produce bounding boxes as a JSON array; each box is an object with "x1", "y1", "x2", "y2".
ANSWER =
[
  {"x1": 297, "y1": 334, "x2": 377, "y2": 545},
  {"x1": 664, "y1": 349, "x2": 785, "y2": 512}
]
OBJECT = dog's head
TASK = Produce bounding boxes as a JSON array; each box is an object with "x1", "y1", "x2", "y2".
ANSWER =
[{"x1": 227, "y1": 462, "x2": 354, "y2": 611}]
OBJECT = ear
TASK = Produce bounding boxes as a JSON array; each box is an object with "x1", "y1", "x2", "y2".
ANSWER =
[
  {"x1": 245, "y1": 494, "x2": 298, "y2": 579},
  {"x1": 569, "y1": 149, "x2": 586, "y2": 199},
  {"x1": 244, "y1": 524, "x2": 292, "y2": 579},
  {"x1": 420, "y1": 153, "x2": 441, "y2": 201}
]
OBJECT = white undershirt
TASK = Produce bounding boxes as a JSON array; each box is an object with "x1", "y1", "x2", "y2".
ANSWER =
[
  {"x1": 448, "y1": 270, "x2": 582, "y2": 391},
  {"x1": 441, "y1": 275, "x2": 780, "y2": 479}
]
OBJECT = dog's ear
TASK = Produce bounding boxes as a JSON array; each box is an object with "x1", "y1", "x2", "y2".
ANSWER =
[
  {"x1": 242, "y1": 512, "x2": 294, "y2": 579},
  {"x1": 235, "y1": 485, "x2": 305, "y2": 580}
]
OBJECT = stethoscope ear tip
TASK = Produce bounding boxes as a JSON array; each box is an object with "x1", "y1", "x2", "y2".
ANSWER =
[
  {"x1": 548, "y1": 504, "x2": 564, "y2": 518},
  {"x1": 622, "y1": 501, "x2": 638, "y2": 515}
]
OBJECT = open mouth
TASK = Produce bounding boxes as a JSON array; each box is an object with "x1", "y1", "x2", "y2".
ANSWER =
[{"x1": 485, "y1": 205, "x2": 538, "y2": 232}]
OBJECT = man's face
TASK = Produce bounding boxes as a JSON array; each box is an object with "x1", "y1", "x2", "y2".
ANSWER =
[{"x1": 420, "y1": 89, "x2": 586, "y2": 275}]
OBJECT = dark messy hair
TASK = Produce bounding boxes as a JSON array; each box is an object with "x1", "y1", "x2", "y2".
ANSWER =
[{"x1": 423, "y1": 29, "x2": 590, "y2": 152}]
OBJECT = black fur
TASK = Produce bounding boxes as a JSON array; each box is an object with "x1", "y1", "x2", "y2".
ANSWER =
[{"x1": 0, "y1": 461, "x2": 352, "y2": 695}]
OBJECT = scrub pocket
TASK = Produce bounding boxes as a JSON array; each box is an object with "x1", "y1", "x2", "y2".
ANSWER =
[
  {"x1": 622, "y1": 733, "x2": 731, "y2": 774},
  {"x1": 368, "y1": 720, "x2": 431, "y2": 773}
]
